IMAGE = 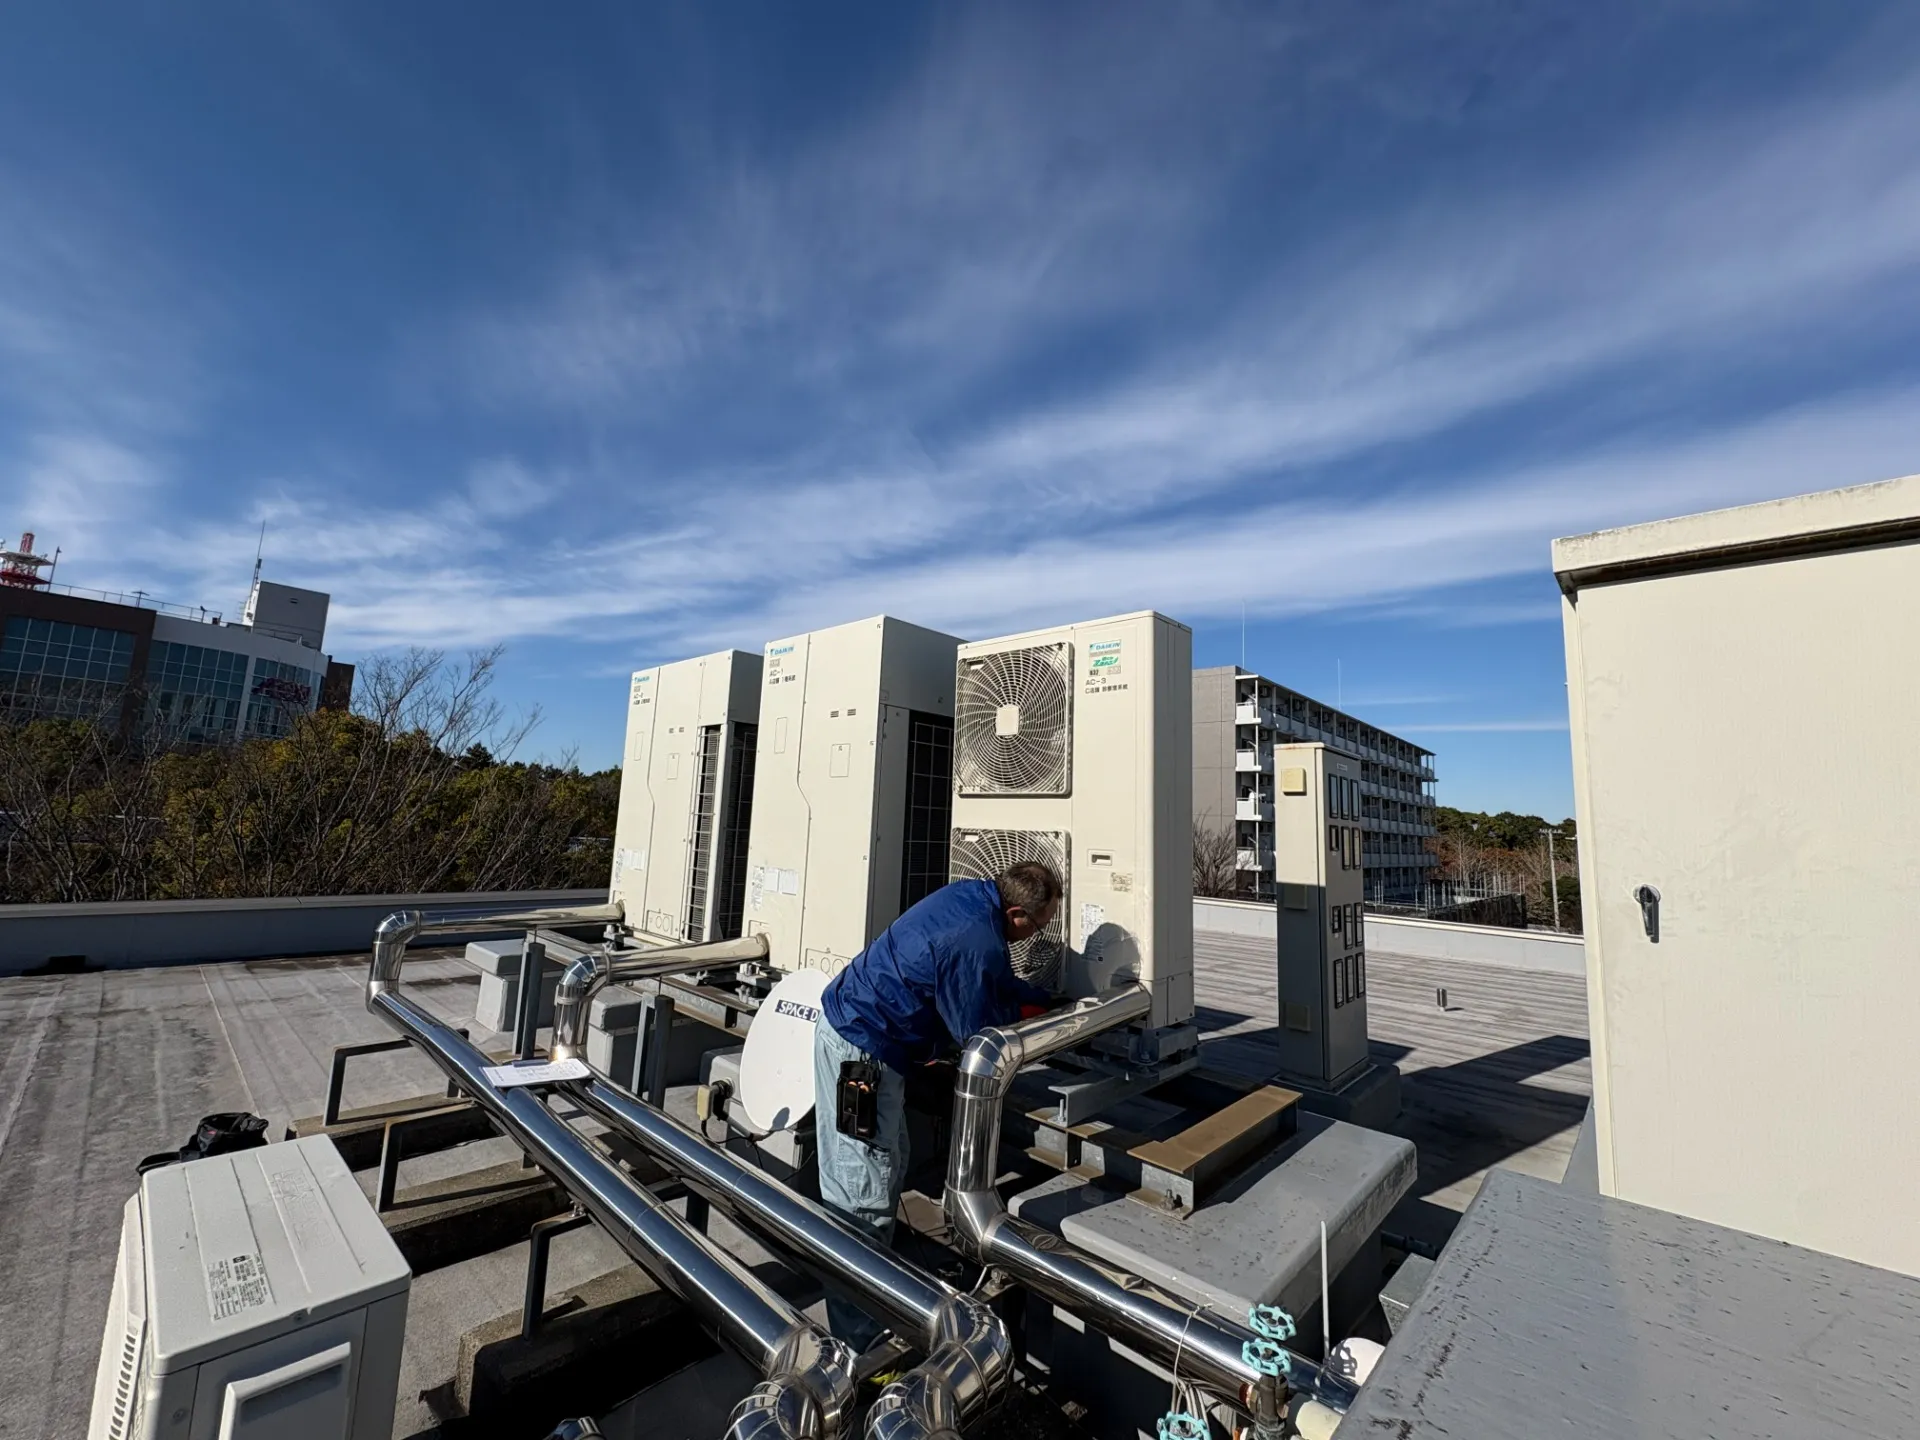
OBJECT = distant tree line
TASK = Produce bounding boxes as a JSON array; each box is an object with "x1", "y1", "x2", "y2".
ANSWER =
[
  {"x1": 0, "y1": 647, "x2": 618, "y2": 904},
  {"x1": 1190, "y1": 805, "x2": 1584, "y2": 932},
  {"x1": 1429, "y1": 805, "x2": 1581, "y2": 932}
]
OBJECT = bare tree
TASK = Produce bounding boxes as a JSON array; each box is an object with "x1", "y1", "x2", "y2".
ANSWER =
[
  {"x1": 1192, "y1": 817, "x2": 1241, "y2": 898},
  {"x1": 0, "y1": 695, "x2": 170, "y2": 902},
  {"x1": 0, "y1": 645, "x2": 613, "y2": 903}
]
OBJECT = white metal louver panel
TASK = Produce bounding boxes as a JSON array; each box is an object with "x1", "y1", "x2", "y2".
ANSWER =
[
  {"x1": 949, "y1": 828, "x2": 1070, "y2": 990},
  {"x1": 955, "y1": 644, "x2": 1072, "y2": 796},
  {"x1": 88, "y1": 1198, "x2": 149, "y2": 1440}
]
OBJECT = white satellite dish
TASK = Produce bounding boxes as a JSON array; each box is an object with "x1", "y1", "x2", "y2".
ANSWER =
[{"x1": 736, "y1": 967, "x2": 830, "y2": 1135}]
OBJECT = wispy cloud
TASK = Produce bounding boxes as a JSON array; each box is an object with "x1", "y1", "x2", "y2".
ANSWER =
[
  {"x1": 0, "y1": 162, "x2": 212, "y2": 440},
  {"x1": 1398, "y1": 720, "x2": 1569, "y2": 734},
  {"x1": 8, "y1": 6, "x2": 1920, "y2": 695},
  {"x1": 343, "y1": 22, "x2": 1920, "y2": 659}
]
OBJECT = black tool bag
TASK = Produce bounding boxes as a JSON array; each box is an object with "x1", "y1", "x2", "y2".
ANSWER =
[
  {"x1": 137, "y1": 1111, "x2": 270, "y2": 1175},
  {"x1": 835, "y1": 1060, "x2": 883, "y2": 1142}
]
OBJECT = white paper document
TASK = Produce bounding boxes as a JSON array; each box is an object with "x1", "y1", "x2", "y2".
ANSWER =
[{"x1": 483, "y1": 1057, "x2": 591, "y2": 1089}]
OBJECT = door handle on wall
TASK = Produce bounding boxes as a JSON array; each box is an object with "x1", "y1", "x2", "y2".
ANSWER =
[{"x1": 1633, "y1": 884, "x2": 1661, "y2": 943}]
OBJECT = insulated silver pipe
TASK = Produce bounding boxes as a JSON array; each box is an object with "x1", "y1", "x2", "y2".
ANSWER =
[
  {"x1": 567, "y1": 1077, "x2": 1013, "y2": 1439},
  {"x1": 366, "y1": 931, "x2": 855, "y2": 1438},
  {"x1": 944, "y1": 987, "x2": 1358, "y2": 1420},
  {"x1": 369, "y1": 901, "x2": 625, "y2": 1002},
  {"x1": 550, "y1": 934, "x2": 770, "y2": 1062},
  {"x1": 570, "y1": 1079, "x2": 952, "y2": 1334}
]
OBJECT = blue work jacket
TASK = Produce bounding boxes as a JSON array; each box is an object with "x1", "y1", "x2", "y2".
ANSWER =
[{"x1": 821, "y1": 879, "x2": 1051, "y2": 1074}]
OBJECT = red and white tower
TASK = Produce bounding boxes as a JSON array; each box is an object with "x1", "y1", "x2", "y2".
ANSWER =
[{"x1": 0, "y1": 533, "x2": 54, "y2": 590}]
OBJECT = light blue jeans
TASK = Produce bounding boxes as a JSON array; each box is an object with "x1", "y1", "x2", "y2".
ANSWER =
[{"x1": 812, "y1": 1015, "x2": 908, "y2": 1351}]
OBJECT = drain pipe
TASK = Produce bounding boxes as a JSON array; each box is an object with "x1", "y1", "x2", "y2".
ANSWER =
[
  {"x1": 944, "y1": 988, "x2": 1359, "y2": 1426},
  {"x1": 567, "y1": 1078, "x2": 1013, "y2": 1438},
  {"x1": 369, "y1": 901, "x2": 625, "y2": 1004},
  {"x1": 366, "y1": 938, "x2": 855, "y2": 1438},
  {"x1": 549, "y1": 934, "x2": 770, "y2": 1063}
]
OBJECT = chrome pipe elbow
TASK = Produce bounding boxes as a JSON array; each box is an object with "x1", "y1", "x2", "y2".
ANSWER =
[
  {"x1": 725, "y1": 1326, "x2": 857, "y2": 1440},
  {"x1": 549, "y1": 950, "x2": 611, "y2": 1062},
  {"x1": 368, "y1": 910, "x2": 424, "y2": 1007},
  {"x1": 863, "y1": 1296, "x2": 1009, "y2": 1440},
  {"x1": 862, "y1": 1370, "x2": 958, "y2": 1440}
]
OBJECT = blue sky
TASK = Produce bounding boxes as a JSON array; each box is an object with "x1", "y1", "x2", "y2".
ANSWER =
[{"x1": 5, "y1": 3, "x2": 1920, "y2": 819}]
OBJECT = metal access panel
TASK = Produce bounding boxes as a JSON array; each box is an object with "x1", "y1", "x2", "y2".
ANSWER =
[
  {"x1": 949, "y1": 611, "x2": 1195, "y2": 1029},
  {"x1": 1272, "y1": 743, "x2": 1369, "y2": 1086},
  {"x1": 1557, "y1": 474, "x2": 1920, "y2": 1278},
  {"x1": 612, "y1": 650, "x2": 763, "y2": 943},
  {"x1": 745, "y1": 616, "x2": 961, "y2": 974}
]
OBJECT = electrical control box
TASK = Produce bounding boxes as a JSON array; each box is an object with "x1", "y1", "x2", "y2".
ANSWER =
[
  {"x1": 948, "y1": 611, "x2": 1195, "y2": 1031},
  {"x1": 87, "y1": 1135, "x2": 410, "y2": 1440},
  {"x1": 743, "y1": 616, "x2": 961, "y2": 975},
  {"x1": 612, "y1": 650, "x2": 762, "y2": 943},
  {"x1": 1272, "y1": 743, "x2": 1369, "y2": 1087},
  {"x1": 1557, "y1": 474, "x2": 1920, "y2": 1277}
]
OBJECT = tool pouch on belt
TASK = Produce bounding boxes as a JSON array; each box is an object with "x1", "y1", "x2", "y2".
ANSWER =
[{"x1": 836, "y1": 1059, "x2": 882, "y2": 1142}]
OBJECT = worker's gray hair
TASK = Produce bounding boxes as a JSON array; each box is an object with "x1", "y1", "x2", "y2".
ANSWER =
[{"x1": 996, "y1": 862, "x2": 1062, "y2": 917}]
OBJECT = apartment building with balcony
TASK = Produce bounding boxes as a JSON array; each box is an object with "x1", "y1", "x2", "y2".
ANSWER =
[{"x1": 1193, "y1": 665, "x2": 1437, "y2": 903}]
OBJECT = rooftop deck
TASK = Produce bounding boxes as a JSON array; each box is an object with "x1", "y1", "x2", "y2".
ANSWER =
[
  {"x1": 1193, "y1": 930, "x2": 1592, "y2": 1246},
  {"x1": 0, "y1": 928, "x2": 1590, "y2": 1438}
]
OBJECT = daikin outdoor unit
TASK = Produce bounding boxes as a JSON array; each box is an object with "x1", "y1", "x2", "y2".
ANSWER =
[
  {"x1": 744, "y1": 615, "x2": 961, "y2": 975},
  {"x1": 1272, "y1": 742, "x2": 1370, "y2": 1087},
  {"x1": 612, "y1": 650, "x2": 763, "y2": 943},
  {"x1": 948, "y1": 610, "x2": 1194, "y2": 1030},
  {"x1": 87, "y1": 1135, "x2": 409, "y2": 1440}
]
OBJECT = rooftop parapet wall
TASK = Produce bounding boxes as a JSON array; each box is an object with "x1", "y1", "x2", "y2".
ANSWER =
[{"x1": 0, "y1": 888, "x2": 603, "y2": 974}]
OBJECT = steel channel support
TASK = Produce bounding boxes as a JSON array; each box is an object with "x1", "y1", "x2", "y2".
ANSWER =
[
  {"x1": 644, "y1": 993, "x2": 677, "y2": 1107},
  {"x1": 523, "y1": 1209, "x2": 596, "y2": 1338},
  {"x1": 515, "y1": 936, "x2": 548, "y2": 1059},
  {"x1": 323, "y1": 1037, "x2": 412, "y2": 1125}
]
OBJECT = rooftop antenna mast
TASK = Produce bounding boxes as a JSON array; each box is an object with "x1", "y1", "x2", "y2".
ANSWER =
[{"x1": 252, "y1": 521, "x2": 266, "y2": 590}]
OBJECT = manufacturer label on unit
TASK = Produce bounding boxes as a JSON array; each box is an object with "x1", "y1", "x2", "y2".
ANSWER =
[
  {"x1": 1085, "y1": 639, "x2": 1128, "y2": 694},
  {"x1": 205, "y1": 1250, "x2": 272, "y2": 1321},
  {"x1": 631, "y1": 672, "x2": 652, "y2": 704}
]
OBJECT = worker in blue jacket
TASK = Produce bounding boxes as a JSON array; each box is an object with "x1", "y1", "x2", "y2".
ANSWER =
[{"x1": 812, "y1": 861, "x2": 1062, "y2": 1346}]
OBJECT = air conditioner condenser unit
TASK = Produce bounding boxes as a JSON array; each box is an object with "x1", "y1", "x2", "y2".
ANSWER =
[
  {"x1": 612, "y1": 649, "x2": 763, "y2": 944},
  {"x1": 744, "y1": 615, "x2": 962, "y2": 976},
  {"x1": 87, "y1": 1135, "x2": 410, "y2": 1440},
  {"x1": 949, "y1": 610, "x2": 1195, "y2": 1032}
]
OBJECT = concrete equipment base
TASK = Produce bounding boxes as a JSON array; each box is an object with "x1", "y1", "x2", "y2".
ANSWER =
[
  {"x1": 1010, "y1": 1111, "x2": 1415, "y2": 1338},
  {"x1": 287, "y1": 1091, "x2": 498, "y2": 1170},
  {"x1": 384, "y1": 1158, "x2": 572, "y2": 1274},
  {"x1": 1273, "y1": 1061, "x2": 1402, "y2": 1131},
  {"x1": 452, "y1": 1263, "x2": 716, "y2": 1434},
  {"x1": 595, "y1": 1350, "x2": 762, "y2": 1439},
  {"x1": 1378, "y1": 1252, "x2": 1434, "y2": 1335},
  {"x1": 589, "y1": 986, "x2": 740, "y2": 1092}
]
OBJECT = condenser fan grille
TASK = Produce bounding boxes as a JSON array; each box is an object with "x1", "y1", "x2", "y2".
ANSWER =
[
  {"x1": 955, "y1": 644, "x2": 1072, "y2": 796},
  {"x1": 950, "y1": 828, "x2": 1069, "y2": 991}
]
